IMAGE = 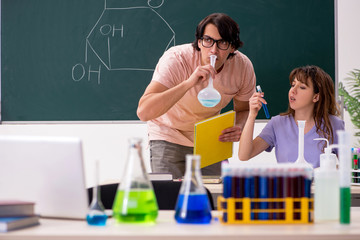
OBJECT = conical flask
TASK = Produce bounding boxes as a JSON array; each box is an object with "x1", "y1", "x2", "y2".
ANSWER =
[
  {"x1": 112, "y1": 138, "x2": 158, "y2": 223},
  {"x1": 174, "y1": 154, "x2": 212, "y2": 224}
]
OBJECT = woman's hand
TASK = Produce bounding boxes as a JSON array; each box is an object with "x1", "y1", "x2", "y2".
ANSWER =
[{"x1": 249, "y1": 92, "x2": 267, "y2": 118}]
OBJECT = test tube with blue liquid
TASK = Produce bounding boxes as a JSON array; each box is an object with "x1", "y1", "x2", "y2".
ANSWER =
[
  {"x1": 256, "y1": 85, "x2": 270, "y2": 119},
  {"x1": 221, "y1": 162, "x2": 232, "y2": 199},
  {"x1": 258, "y1": 168, "x2": 269, "y2": 220}
]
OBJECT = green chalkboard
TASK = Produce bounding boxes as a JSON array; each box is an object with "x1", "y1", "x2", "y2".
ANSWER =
[{"x1": 1, "y1": 0, "x2": 334, "y2": 121}]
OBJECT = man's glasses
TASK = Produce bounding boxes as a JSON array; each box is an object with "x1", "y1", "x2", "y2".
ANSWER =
[{"x1": 200, "y1": 36, "x2": 230, "y2": 50}]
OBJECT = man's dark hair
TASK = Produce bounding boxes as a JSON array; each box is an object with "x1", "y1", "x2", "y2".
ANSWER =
[{"x1": 192, "y1": 13, "x2": 243, "y2": 58}]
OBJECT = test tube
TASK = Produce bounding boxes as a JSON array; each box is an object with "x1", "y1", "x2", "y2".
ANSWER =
[
  {"x1": 256, "y1": 85, "x2": 270, "y2": 119},
  {"x1": 258, "y1": 168, "x2": 269, "y2": 220},
  {"x1": 268, "y1": 168, "x2": 275, "y2": 220},
  {"x1": 244, "y1": 167, "x2": 252, "y2": 198},
  {"x1": 250, "y1": 167, "x2": 258, "y2": 220},
  {"x1": 337, "y1": 130, "x2": 351, "y2": 224},
  {"x1": 276, "y1": 166, "x2": 286, "y2": 220},
  {"x1": 234, "y1": 168, "x2": 244, "y2": 220},
  {"x1": 222, "y1": 162, "x2": 232, "y2": 199}
]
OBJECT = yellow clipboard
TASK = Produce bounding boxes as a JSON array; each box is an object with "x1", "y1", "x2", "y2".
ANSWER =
[{"x1": 194, "y1": 110, "x2": 235, "y2": 168}]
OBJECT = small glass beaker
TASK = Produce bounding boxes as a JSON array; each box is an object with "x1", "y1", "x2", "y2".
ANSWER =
[
  {"x1": 112, "y1": 138, "x2": 158, "y2": 223},
  {"x1": 174, "y1": 154, "x2": 212, "y2": 224}
]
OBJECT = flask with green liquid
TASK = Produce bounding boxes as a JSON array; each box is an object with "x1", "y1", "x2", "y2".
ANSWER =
[{"x1": 112, "y1": 138, "x2": 158, "y2": 223}]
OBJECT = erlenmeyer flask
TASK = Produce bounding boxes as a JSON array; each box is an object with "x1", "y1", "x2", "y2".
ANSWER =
[
  {"x1": 112, "y1": 138, "x2": 158, "y2": 223},
  {"x1": 174, "y1": 154, "x2": 212, "y2": 224}
]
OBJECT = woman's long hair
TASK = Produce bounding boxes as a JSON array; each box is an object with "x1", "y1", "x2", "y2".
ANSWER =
[{"x1": 281, "y1": 65, "x2": 340, "y2": 148}]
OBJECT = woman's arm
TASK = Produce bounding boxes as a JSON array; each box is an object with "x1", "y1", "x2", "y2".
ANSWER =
[{"x1": 238, "y1": 92, "x2": 270, "y2": 160}]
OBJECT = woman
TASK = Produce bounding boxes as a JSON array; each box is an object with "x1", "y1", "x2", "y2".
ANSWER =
[{"x1": 238, "y1": 65, "x2": 344, "y2": 168}]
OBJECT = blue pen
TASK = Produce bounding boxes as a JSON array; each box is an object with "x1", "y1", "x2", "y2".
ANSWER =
[{"x1": 256, "y1": 85, "x2": 270, "y2": 119}]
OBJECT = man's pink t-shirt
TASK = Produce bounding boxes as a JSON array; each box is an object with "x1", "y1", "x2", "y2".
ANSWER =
[{"x1": 148, "y1": 44, "x2": 256, "y2": 147}]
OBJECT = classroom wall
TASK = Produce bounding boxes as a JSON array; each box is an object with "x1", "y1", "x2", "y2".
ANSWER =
[
  {"x1": 337, "y1": 0, "x2": 360, "y2": 146},
  {"x1": 0, "y1": 0, "x2": 359, "y2": 187}
]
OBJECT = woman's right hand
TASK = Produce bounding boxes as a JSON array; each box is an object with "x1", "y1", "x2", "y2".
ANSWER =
[{"x1": 249, "y1": 92, "x2": 267, "y2": 118}]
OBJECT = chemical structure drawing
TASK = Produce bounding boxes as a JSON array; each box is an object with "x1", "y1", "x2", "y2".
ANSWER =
[{"x1": 72, "y1": 0, "x2": 175, "y2": 84}]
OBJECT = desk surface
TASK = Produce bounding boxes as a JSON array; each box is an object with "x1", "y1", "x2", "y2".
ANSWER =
[{"x1": 1, "y1": 209, "x2": 360, "y2": 240}]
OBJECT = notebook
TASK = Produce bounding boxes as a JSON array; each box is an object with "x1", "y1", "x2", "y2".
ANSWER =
[
  {"x1": 194, "y1": 110, "x2": 235, "y2": 168},
  {"x1": 0, "y1": 135, "x2": 89, "y2": 219}
]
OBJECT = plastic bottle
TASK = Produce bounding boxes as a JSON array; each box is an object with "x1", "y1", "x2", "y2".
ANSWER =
[
  {"x1": 313, "y1": 138, "x2": 339, "y2": 222},
  {"x1": 112, "y1": 138, "x2": 158, "y2": 223},
  {"x1": 174, "y1": 154, "x2": 212, "y2": 224}
]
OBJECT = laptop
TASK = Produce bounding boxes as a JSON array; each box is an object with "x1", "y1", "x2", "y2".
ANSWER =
[{"x1": 0, "y1": 135, "x2": 89, "y2": 219}]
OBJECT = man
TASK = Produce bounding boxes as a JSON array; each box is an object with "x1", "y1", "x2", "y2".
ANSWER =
[{"x1": 137, "y1": 13, "x2": 256, "y2": 178}]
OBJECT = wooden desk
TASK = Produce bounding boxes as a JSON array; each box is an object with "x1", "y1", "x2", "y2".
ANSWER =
[{"x1": 1, "y1": 209, "x2": 360, "y2": 240}]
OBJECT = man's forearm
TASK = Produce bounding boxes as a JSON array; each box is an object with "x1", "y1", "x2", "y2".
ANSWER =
[{"x1": 235, "y1": 110, "x2": 249, "y2": 130}]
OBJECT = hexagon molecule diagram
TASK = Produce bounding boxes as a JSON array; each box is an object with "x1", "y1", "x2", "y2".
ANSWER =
[{"x1": 86, "y1": 0, "x2": 175, "y2": 71}]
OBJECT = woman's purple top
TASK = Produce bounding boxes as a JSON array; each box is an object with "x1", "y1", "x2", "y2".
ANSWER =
[{"x1": 258, "y1": 114, "x2": 345, "y2": 168}]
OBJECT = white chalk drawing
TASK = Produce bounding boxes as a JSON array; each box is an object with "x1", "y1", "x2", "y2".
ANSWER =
[{"x1": 72, "y1": 0, "x2": 175, "y2": 84}]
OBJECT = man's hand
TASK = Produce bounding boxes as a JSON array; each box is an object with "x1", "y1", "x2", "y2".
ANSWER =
[{"x1": 219, "y1": 125, "x2": 242, "y2": 142}]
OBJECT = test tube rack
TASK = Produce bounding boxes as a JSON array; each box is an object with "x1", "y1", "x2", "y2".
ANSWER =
[
  {"x1": 351, "y1": 170, "x2": 360, "y2": 185},
  {"x1": 219, "y1": 163, "x2": 314, "y2": 224},
  {"x1": 351, "y1": 148, "x2": 360, "y2": 185},
  {"x1": 217, "y1": 196, "x2": 313, "y2": 224}
]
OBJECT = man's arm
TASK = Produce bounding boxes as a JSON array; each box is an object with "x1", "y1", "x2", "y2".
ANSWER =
[
  {"x1": 137, "y1": 81, "x2": 192, "y2": 122},
  {"x1": 137, "y1": 64, "x2": 216, "y2": 122},
  {"x1": 234, "y1": 99, "x2": 250, "y2": 129}
]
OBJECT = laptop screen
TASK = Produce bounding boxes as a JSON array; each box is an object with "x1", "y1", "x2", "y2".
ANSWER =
[{"x1": 0, "y1": 135, "x2": 89, "y2": 219}]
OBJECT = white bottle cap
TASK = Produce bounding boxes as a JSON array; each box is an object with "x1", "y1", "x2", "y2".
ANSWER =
[{"x1": 314, "y1": 138, "x2": 337, "y2": 171}]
